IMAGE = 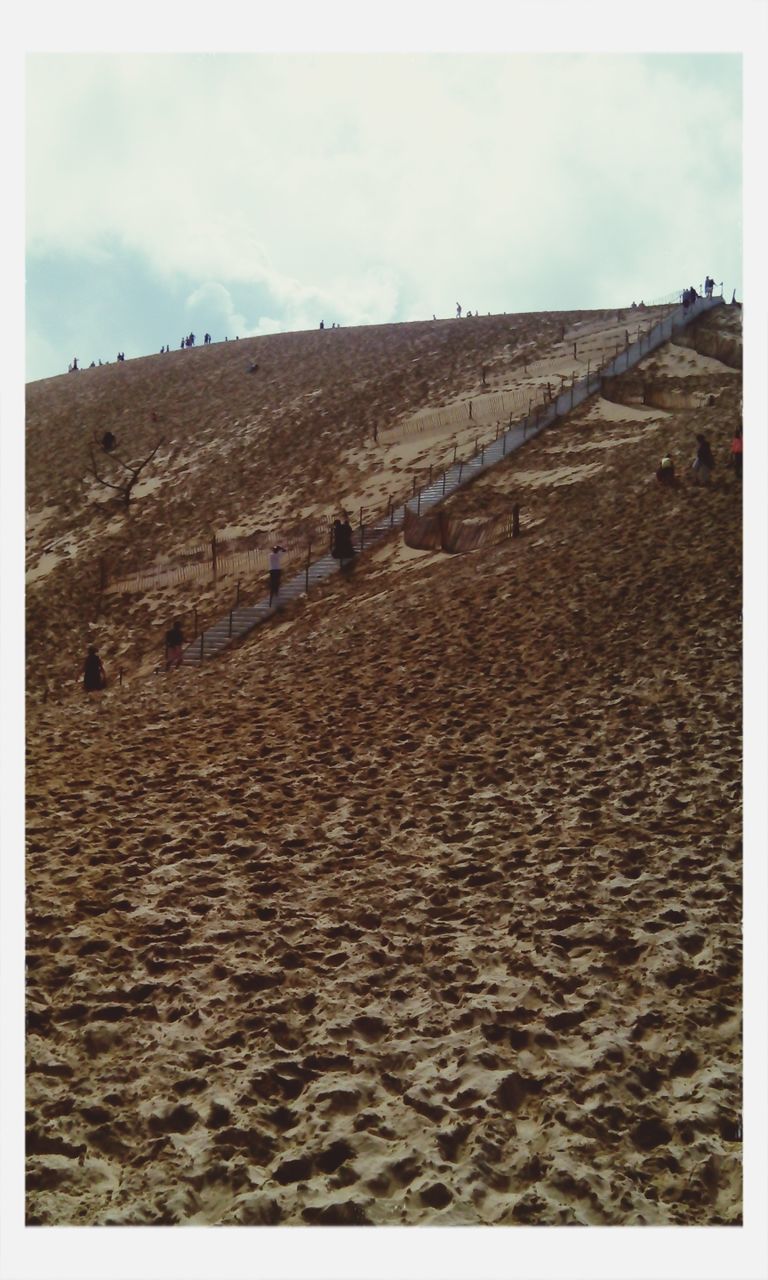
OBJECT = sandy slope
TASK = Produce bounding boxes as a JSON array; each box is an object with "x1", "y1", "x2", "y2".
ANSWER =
[
  {"x1": 25, "y1": 307, "x2": 658, "y2": 690},
  {"x1": 25, "y1": 304, "x2": 742, "y2": 1226}
]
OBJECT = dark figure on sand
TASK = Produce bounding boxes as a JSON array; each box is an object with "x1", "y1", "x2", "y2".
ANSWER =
[
  {"x1": 165, "y1": 620, "x2": 185, "y2": 671},
  {"x1": 335, "y1": 517, "x2": 356, "y2": 571},
  {"x1": 83, "y1": 646, "x2": 107, "y2": 692},
  {"x1": 269, "y1": 545, "x2": 286, "y2": 605},
  {"x1": 331, "y1": 519, "x2": 343, "y2": 556},
  {"x1": 656, "y1": 453, "x2": 676, "y2": 486},
  {"x1": 692, "y1": 434, "x2": 715, "y2": 485}
]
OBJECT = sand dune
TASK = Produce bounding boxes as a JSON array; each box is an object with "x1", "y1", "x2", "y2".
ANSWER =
[{"x1": 25, "y1": 303, "x2": 742, "y2": 1226}]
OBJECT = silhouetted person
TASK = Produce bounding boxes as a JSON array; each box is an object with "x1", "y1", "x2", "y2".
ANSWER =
[
  {"x1": 268, "y1": 545, "x2": 286, "y2": 605},
  {"x1": 456, "y1": 303, "x2": 462, "y2": 318},
  {"x1": 692, "y1": 433, "x2": 715, "y2": 485},
  {"x1": 319, "y1": 320, "x2": 325, "y2": 329},
  {"x1": 164, "y1": 619, "x2": 184, "y2": 670},
  {"x1": 101, "y1": 431, "x2": 116, "y2": 452},
  {"x1": 83, "y1": 646, "x2": 107, "y2": 692},
  {"x1": 331, "y1": 519, "x2": 343, "y2": 559},
  {"x1": 656, "y1": 453, "x2": 676, "y2": 486},
  {"x1": 336, "y1": 517, "x2": 355, "y2": 572}
]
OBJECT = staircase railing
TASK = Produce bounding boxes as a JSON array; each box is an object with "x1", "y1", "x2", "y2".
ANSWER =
[{"x1": 183, "y1": 292, "x2": 725, "y2": 663}]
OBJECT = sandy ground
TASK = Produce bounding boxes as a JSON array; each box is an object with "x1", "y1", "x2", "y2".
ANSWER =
[{"x1": 25, "y1": 304, "x2": 742, "y2": 1226}]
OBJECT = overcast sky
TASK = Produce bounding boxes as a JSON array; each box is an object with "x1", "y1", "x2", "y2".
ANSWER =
[{"x1": 25, "y1": 50, "x2": 742, "y2": 381}]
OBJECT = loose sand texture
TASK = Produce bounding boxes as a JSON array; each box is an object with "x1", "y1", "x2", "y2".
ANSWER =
[{"x1": 25, "y1": 305, "x2": 742, "y2": 1226}]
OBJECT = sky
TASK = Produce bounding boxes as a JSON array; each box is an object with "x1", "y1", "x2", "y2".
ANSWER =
[
  {"x1": 3, "y1": 5, "x2": 768, "y2": 1280},
  {"x1": 24, "y1": 49, "x2": 744, "y2": 382}
]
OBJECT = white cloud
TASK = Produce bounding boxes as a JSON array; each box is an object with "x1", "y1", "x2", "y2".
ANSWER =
[{"x1": 25, "y1": 52, "x2": 742, "y2": 347}]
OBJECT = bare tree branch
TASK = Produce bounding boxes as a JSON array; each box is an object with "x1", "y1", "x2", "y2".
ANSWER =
[{"x1": 86, "y1": 437, "x2": 166, "y2": 507}]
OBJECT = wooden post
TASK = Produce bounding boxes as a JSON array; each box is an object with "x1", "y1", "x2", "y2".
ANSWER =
[
  {"x1": 573, "y1": 341, "x2": 577, "y2": 359},
  {"x1": 228, "y1": 611, "x2": 233, "y2": 637},
  {"x1": 305, "y1": 540, "x2": 311, "y2": 592},
  {"x1": 442, "y1": 470, "x2": 447, "y2": 495},
  {"x1": 452, "y1": 444, "x2": 457, "y2": 463},
  {"x1": 512, "y1": 504, "x2": 520, "y2": 538},
  {"x1": 236, "y1": 579, "x2": 241, "y2": 606},
  {"x1": 417, "y1": 489, "x2": 422, "y2": 515},
  {"x1": 412, "y1": 475, "x2": 416, "y2": 495},
  {"x1": 480, "y1": 443, "x2": 485, "y2": 465},
  {"x1": 119, "y1": 667, "x2": 123, "y2": 686}
]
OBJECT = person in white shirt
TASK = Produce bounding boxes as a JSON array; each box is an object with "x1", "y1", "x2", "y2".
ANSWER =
[{"x1": 269, "y1": 545, "x2": 286, "y2": 605}]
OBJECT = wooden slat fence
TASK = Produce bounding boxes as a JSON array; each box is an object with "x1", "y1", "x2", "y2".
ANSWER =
[{"x1": 108, "y1": 519, "x2": 334, "y2": 594}]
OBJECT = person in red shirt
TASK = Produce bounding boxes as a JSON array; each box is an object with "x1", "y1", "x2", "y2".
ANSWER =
[{"x1": 730, "y1": 429, "x2": 743, "y2": 479}]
